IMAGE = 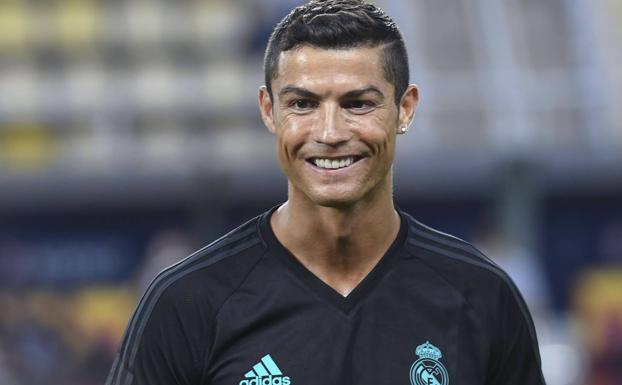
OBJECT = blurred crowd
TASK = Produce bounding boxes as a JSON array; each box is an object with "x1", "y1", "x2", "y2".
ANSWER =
[{"x1": 0, "y1": 228, "x2": 194, "y2": 385}]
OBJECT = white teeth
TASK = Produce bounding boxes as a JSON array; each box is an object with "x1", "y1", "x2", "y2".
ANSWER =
[{"x1": 313, "y1": 157, "x2": 355, "y2": 170}]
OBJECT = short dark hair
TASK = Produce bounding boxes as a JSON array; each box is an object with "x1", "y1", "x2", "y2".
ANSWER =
[{"x1": 264, "y1": 0, "x2": 410, "y2": 105}]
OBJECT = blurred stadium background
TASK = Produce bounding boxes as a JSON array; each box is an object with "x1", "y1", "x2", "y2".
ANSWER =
[{"x1": 0, "y1": 0, "x2": 620, "y2": 384}]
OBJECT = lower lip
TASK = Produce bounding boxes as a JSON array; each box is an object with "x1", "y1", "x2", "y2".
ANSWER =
[{"x1": 306, "y1": 158, "x2": 365, "y2": 175}]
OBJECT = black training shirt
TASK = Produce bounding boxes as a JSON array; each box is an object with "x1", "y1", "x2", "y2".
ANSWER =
[{"x1": 106, "y1": 206, "x2": 546, "y2": 385}]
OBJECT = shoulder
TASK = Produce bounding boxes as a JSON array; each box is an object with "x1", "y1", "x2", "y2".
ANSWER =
[
  {"x1": 146, "y1": 213, "x2": 267, "y2": 312},
  {"x1": 401, "y1": 211, "x2": 511, "y2": 291},
  {"x1": 131, "y1": 213, "x2": 269, "y2": 343},
  {"x1": 399, "y1": 211, "x2": 533, "y2": 324},
  {"x1": 399, "y1": 210, "x2": 540, "y2": 352},
  {"x1": 107, "y1": 214, "x2": 269, "y2": 384}
]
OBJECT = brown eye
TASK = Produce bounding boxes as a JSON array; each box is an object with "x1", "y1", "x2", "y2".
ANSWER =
[
  {"x1": 343, "y1": 100, "x2": 374, "y2": 112},
  {"x1": 291, "y1": 99, "x2": 317, "y2": 110}
]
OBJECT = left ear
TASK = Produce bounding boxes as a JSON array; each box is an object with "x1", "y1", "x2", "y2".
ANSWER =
[
  {"x1": 397, "y1": 84, "x2": 419, "y2": 134},
  {"x1": 258, "y1": 85, "x2": 277, "y2": 134}
]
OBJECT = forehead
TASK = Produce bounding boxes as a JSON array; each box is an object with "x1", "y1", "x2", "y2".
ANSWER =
[{"x1": 274, "y1": 45, "x2": 390, "y2": 94}]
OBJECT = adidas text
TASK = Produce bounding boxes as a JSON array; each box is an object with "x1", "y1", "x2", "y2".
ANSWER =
[{"x1": 239, "y1": 376, "x2": 291, "y2": 385}]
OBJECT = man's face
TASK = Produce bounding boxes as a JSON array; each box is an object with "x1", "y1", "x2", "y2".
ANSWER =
[{"x1": 259, "y1": 45, "x2": 418, "y2": 208}]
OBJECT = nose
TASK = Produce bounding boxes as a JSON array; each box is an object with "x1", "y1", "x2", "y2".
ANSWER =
[{"x1": 311, "y1": 102, "x2": 351, "y2": 146}]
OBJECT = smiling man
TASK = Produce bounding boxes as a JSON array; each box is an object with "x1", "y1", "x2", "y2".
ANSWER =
[
  {"x1": 258, "y1": 43, "x2": 416, "y2": 297},
  {"x1": 106, "y1": 1, "x2": 546, "y2": 385}
]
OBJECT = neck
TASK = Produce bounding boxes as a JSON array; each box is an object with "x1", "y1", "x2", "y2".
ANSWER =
[{"x1": 270, "y1": 184, "x2": 401, "y2": 296}]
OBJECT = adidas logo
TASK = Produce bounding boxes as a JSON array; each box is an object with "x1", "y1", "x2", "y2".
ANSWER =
[{"x1": 239, "y1": 354, "x2": 291, "y2": 385}]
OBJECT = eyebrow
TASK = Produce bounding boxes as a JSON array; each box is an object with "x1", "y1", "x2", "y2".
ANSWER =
[
  {"x1": 278, "y1": 86, "x2": 319, "y2": 99},
  {"x1": 278, "y1": 85, "x2": 385, "y2": 100},
  {"x1": 342, "y1": 86, "x2": 385, "y2": 100}
]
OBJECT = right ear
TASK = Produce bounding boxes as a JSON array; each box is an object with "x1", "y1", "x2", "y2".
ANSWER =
[{"x1": 258, "y1": 86, "x2": 276, "y2": 134}]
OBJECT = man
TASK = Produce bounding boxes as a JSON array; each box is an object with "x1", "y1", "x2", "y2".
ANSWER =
[{"x1": 106, "y1": 1, "x2": 546, "y2": 384}]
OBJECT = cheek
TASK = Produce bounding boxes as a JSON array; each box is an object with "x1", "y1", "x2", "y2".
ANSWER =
[
  {"x1": 275, "y1": 123, "x2": 306, "y2": 164},
  {"x1": 373, "y1": 115, "x2": 397, "y2": 150},
  {"x1": 281, "y1": 113, "x2": 318, "y2": 139},
  {"x1": 346, "y1": 110, "x2": 396, "y2": 145},
  {"x1": 356, "y1": 124, "x2": 395, "y2": 155}
]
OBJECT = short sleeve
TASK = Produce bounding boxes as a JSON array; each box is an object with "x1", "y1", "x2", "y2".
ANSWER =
[
  {"x1": 486, "y1": 279, "x2": 547, "y2": 385},
  {"x1": 106, "y1": 283, "x2": 209, "y2": 385}
]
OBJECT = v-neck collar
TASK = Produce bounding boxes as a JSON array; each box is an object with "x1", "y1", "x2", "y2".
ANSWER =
[{"x1": 258, "y1": 204, "x2": 408, "y2": 315}]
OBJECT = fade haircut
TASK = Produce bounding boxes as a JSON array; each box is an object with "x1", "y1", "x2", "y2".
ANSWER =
[{"x1": 264, "y1": 0, "x2": 410, "y2": 105}]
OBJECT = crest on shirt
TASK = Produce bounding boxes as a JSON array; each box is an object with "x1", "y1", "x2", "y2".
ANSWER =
[{"x1": 410, "y1": 341, "x2": 449, "y2": 385}]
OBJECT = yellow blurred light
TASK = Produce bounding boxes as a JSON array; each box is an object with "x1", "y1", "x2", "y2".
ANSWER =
[
  {"x1": 574, "y1": 268, "x2": 622, "y2": 353},
  {"x1": 0, "y1": 0, "x2": 31, "y2": 51},
  {"x1": 16, "y1": 288, "x2": 136, "y2": 355},
  {"x1": 56, "y1": 0, "x2": 100, "y2": 49},
  {"x1": 71, "y1": 286, "x2": 136, "y2": 350},
  {"x1": 0, "y1": 124, "x2": 58, "y2": 171}
]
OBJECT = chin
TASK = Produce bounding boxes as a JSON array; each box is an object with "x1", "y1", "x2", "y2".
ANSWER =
[{"x1": 307, "y1": 188, "x2": 365, "y2": 209}]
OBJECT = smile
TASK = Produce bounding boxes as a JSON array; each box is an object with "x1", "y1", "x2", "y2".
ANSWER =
[{"x1": 308, "y1": 156, "x2": 362, "y2": 170}]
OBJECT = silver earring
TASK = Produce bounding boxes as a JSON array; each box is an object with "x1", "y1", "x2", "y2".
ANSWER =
[{"x1": 399, "y1": 126, "x2": 408, "y2": 134}]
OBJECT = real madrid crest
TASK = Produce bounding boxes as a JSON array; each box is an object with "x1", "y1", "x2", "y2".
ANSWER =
[{"x1": 410, "y1": 341, "x2": 449, "y2": 385}]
